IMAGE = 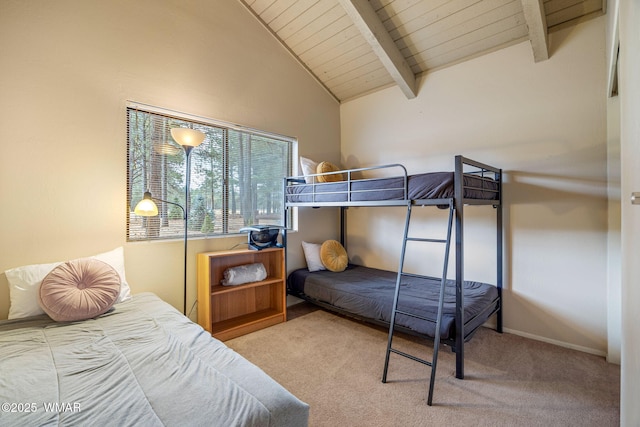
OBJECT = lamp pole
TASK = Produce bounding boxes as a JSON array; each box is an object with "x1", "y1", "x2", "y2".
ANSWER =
[
  {"x1": 170, "y1": 127, "x2": 205, "y2": 316},
  {"x1": 181, "y1": 145, "x2": 194, "y2": 316}
]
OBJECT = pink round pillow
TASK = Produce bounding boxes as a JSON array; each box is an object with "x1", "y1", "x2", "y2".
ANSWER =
[{"x1": 38, "y1": 258, "x2": 121, "y2": 322}]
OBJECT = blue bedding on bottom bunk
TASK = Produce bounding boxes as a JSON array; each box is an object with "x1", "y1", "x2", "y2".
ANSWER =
[{"x1": 288, "y1": 265, "x2": 499, "y2": 340}]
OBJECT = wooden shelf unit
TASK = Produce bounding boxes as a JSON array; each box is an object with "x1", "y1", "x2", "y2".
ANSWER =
[{"x1": 197, "y1": 247, "x2": 286, "y2": 341}]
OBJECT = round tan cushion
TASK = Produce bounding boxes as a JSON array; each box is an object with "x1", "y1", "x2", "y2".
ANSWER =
[
  {"x1": 320, "y1": 240, "x2": 348, "y2": 272},
  {"x1": 38, "y1": 258, "x2": 121, "y2": 322},
  {"x1": 316, "y1": 161, "x2": 344, "y2": 183}
]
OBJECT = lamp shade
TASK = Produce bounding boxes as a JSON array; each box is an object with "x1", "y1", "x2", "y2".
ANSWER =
[
  {"x1": 134, "y1": 192, "x2": 159, "y2": 216},
  {"x1": 170, "y1": 128, "x2": 205, "y2": 148}
]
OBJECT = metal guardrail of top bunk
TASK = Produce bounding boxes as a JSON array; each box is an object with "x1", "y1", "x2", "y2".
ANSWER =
[
  {"x1": 283, "y1": 163, "x2": 410, "y2": 207},
  {"x1": 456, "y1": 156, "x2": 501, "y2": 206},
  {"x1": 283, "y1": 158, "x2": 501, "y2": 209}
]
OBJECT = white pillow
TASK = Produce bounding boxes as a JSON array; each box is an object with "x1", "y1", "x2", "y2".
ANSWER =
[
  {"x1": 6, "y1": 261, "x2": 61, "y2": 319},
  {"x1": 93, "y1": 247, "x2": 132, "y2": 304},
  {"x1": 5, "y1": 247, "x2": 132, "y2": 320},
  {"x1": 301, "y1": 241, "x2": 326, "y2": 272},
  {"x1": 300, "y1": 156, "x2": 318, "y2": 184}
]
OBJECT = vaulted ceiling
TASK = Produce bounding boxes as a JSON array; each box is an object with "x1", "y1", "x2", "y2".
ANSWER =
[{"x1": 240, "y1": 0, "x2": 605, "y2": 102}]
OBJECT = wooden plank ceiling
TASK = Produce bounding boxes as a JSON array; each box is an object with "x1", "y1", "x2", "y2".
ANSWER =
[{"x1": 240, "y1": 0, "x2": 605, "y2": 102}]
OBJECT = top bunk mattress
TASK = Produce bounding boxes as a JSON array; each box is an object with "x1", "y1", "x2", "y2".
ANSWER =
[
  {"x1": 288, "y1": 265, "x2": 499, "y2": 340},
  {"x1": 285, "y1": 172, "x2": 499, "y2": 204}
]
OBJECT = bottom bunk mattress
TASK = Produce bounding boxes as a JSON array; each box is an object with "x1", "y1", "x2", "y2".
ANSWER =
[
  {"x1": 288, "y1": 265, "x2": 499, "y2": 341},
  {"x1": 0, "y1": 292, "x2": 308, "y2": 427}
]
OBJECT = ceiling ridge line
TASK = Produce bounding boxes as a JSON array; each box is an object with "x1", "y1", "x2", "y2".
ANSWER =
[{"x1": 237, "y1": 0, "x2": 341, "y2": 104}]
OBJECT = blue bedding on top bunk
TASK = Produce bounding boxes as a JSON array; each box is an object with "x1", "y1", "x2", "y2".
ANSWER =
[
  {"x1": 285, "y1": 172, "x2": 498, "y2": 203},
  {"x1": 287, "y1": 265, "x2": 499, "y2": 340}
]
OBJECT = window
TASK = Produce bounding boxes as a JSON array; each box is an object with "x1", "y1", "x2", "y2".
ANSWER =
[{"x1": 127, "y1": 104, "x2": 294, "y2": 242}]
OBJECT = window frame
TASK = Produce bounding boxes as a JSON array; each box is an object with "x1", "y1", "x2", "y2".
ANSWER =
[{"x1": 126, "y1": 101, "x2": 296, "y2": 242}]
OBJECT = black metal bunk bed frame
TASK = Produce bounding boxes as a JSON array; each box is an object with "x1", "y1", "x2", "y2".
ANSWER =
[{"x1": 283, "y1": 155, "x2": 503, "y2": 402}]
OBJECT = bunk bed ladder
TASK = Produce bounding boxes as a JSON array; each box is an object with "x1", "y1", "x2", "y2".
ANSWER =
[{"x1": 382, "y1": 200, "x2": 454, "y2": 406}]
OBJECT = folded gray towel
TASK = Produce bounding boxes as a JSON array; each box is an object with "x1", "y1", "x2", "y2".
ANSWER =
[{"x1": 221, "y1": 263, "x2": 267, "y2": 286}]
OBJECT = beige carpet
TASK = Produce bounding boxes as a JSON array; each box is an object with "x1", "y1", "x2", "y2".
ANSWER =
[{"x1": 226, "y1": 307, "x2": 619, "y2": 427}]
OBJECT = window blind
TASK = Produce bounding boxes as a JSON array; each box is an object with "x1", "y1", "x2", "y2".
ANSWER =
[{"x1": 126, "y1": 105, "x2": 293, "y2": 242}]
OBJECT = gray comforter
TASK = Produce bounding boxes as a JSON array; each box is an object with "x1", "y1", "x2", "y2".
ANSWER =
[
  {"x1": 288, "y1": 265, "x2": 499, "y2": 340},
  {"x1": 0, "y1": 293, "x2": 308, "y2": 427}
]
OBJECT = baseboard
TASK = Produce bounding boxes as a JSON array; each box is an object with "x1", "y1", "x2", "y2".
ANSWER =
[{"x1": 502, "y1": 327, "x2": 607, "y2": 358}]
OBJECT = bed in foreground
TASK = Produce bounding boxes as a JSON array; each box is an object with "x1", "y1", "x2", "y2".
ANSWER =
[{"x1": 0, "y1": 292, "x2": 309, "y2": 427}]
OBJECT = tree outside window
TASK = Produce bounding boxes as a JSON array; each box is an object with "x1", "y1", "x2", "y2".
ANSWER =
[{"x1": 127, "y1": 107, "x2": 292, "y2": 242}]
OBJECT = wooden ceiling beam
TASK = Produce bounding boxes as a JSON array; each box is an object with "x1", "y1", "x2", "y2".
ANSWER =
[
  {"x1": 338, "y1": 0, "x2": 417, "y2": 99},
  {"x1": 521, "y1": 0, "x2": 549, "y2": 62}
]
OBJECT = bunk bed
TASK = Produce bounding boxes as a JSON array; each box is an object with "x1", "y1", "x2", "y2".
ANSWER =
[{"x1": 283, "y1": 155, "x2": 502, "y2": 404}]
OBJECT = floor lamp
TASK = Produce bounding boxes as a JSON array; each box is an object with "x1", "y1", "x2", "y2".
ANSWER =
[{"x1": 134, "y1": 127, "x2": 205, "y2": 315}]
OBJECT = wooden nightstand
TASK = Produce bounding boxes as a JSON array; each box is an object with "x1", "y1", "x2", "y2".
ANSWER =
[{"x1": 197, "y1": 247, "x2": 286, "y2": 341}]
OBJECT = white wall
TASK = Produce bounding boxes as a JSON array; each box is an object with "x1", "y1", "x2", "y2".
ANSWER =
[
  {"x1": 0, "y1": 0, "x2": 340, "y2": 320},
  {"x1": 340, "y1": 17, "x2": 609, "y2": 355}
]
